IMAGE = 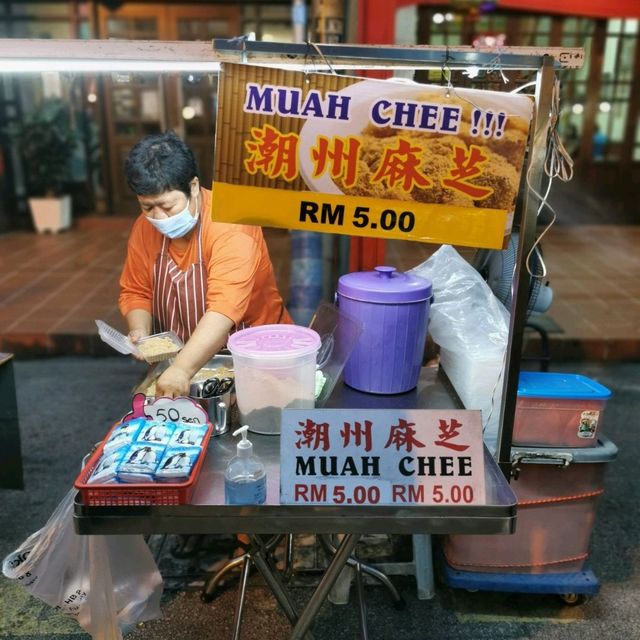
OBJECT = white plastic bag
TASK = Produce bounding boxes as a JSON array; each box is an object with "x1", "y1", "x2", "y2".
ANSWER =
[
  {"x1": 2, "y1": 488, "x2": 163, "y2": 639},
  {"x1": 409, "y1": 245, "x2": 510, "y2": 454}
]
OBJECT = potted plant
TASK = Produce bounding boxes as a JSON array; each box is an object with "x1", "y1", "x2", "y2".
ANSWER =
[{"x1": 8, "y1": 99, "x2": 76, "y2": 233}]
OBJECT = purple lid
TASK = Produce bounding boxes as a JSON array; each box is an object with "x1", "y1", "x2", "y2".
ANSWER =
[
  {"x1": 338, "y1": 266, "x2": 432, "y2": 303},
  {"x1": 227, "y1": 324, "x2": 321, "y2": 358}
]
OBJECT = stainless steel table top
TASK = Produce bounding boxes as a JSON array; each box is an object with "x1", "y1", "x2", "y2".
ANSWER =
[{"x1": 74, "y1": 366, "x2": 517, "y2": 536}]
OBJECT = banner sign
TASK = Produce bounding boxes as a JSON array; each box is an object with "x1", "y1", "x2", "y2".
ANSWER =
[
  {"x1": 212, "y1": 63, "x2": 533, "y2": 249},
  {"x1": 280, "y1": 408, "x2": 486, "y2": 506}
]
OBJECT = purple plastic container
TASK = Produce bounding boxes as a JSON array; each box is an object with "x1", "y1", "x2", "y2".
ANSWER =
[{"x1": 337, "y1": 266, "x2": 432, "y2": 394}]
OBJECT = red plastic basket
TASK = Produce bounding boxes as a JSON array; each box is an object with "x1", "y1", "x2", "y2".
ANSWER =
[{"x1": 75, "y1": 421, "x2": 213, "y2": 506}]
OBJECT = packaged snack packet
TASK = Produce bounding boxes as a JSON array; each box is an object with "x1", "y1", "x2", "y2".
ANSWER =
[
  {"x1": 87, "y1": 445, "x2": 128, "y2": 484},
  {"x1": 103, "y1": 417, "x2": 146, "y2": 454},
  {"x1": 168, "y1": 424, "x2": 208, "y2": 448},
  {"x1": 135, "y1": 420, "x2": 176, "y2": 446},
  {"x1": 118, "y1": 472, "x2": 155, "y2": 484},
  {"x1": 118, "y1": 442, "x2": 165, "y2": 483},
  {"x1": 155, "y1": 446, "x2": 201, "y2": 481}
]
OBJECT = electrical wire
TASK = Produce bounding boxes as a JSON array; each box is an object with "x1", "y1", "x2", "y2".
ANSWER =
[
  {"x1": 524, "y1": 166, "x2": 556, "y2": 279},
  {"x1": 307, "y1": 40, "x2": 337, "y2": 75},
  {"x1": 509, "y1": 80, "x2": 536, "y2": 94},
  {"x1": 545, "y1": 77, "x2": 574, "y2": 182},
  {"x1": 521, "y1": 75, "x2": 574, "y2": 279}
]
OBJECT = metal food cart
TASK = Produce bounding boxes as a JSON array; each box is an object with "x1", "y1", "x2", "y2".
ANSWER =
[{"x1": 75, "y1": 367, "x2": 517, "y2": 640}]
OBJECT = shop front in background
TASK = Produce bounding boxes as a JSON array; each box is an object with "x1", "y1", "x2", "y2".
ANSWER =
[{"x1": 95, "y1": 3, "x2": 240, "y2": 215}]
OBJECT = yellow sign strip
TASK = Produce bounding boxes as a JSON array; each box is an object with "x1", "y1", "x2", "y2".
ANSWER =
[{"x1": 211, "y1": 182, "x2": 507, "y2": 249}]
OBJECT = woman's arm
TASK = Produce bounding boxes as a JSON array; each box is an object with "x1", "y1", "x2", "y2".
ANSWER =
[
  {"x1": 119, "y1": 216, "x2": 157, "y2": 327},
  {"x1": 155, "y1": 310, "x2": 234, "y2": 398},
  {"x1": 126, "y1": 308, "x2": 153, "y2": 340}
]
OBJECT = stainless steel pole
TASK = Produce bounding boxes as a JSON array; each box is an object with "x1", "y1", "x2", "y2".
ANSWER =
[
  {"x1": 290, "y1": 533, "x2": 360, "y2": 640},
  {"x1": 495, "y1": 55, "x2": 557, "y2": 477}
]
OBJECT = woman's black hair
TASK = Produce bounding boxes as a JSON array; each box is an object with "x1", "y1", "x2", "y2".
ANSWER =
[{"x1": 124, "y1": 131, "x2": 199, "y2": 197}]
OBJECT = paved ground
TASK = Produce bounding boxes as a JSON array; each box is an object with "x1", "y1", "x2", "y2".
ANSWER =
[{"x1": 0, "y1": 357, "x2": 637, "y2": 640}]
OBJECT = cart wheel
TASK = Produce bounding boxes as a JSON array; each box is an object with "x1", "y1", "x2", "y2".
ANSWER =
[{"x1": 560, "y1": 593, "x2": 588, "y2": 606}]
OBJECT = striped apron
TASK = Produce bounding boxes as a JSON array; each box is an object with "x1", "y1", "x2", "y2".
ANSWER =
[{"x1": 152, "y1": 221, "x2": 207, "y2": 343}]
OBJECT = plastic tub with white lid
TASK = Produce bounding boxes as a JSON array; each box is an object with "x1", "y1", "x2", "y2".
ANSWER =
[{"x1": 227, "y1": 324, "x2": 321, "y2": 435}]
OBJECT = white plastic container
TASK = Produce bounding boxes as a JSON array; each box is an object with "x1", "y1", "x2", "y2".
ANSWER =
[
  {"x1": 136, "y1": 331, "x2": 184, "y2": 364},
  {"x1": 227, "y1": 324, "x2": 321, "y2": 435}
]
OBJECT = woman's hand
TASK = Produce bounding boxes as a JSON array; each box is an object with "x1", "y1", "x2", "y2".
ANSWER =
[
  {"x1": 127, "y1": 328, "x2": 149, "y2": 362},
  {"x1": 155, "y1": 365, "x2": 191, "y2": 398}
]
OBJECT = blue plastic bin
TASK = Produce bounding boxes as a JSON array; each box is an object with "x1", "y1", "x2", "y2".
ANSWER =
[{"x1": 514, "y1": 372, "x2": 612, "y2": 447}]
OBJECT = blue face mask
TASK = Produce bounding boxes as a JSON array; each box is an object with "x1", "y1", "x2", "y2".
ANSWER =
[{"x1": 145, "y1": 196, "x2": 198, "y2": 239}]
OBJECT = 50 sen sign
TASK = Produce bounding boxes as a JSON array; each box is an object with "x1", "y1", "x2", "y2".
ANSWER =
[{"x1": 280, "y1": 409, "x2": 486, "y2": 506}]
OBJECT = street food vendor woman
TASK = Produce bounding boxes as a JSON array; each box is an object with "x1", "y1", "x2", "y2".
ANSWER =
[{"x1": 119, "y1": 131, "x2": 291, "y2": 398}]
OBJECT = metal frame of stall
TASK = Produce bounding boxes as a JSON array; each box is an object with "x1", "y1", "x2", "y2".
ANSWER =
[
  {"x1": 208, "y1": 38, "x2": 581, "y2": 478},
  {"x1": 0, "y1": 37, "x2": 583, "y2": 639},
  {"x1": 203, "y1": 41, "x2": 583, "y2": 631}
]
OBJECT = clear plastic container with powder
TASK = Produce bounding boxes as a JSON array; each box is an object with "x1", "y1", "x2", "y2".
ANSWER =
[{"x1": 227, "y1": 324, "x2": 320, "y2": 435}]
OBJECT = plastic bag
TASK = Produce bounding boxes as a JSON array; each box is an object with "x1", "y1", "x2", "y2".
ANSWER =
[
  {"x1": 2, "y1": 488, "x2": 163, "y2": 639},
  {"x1": 409, "y1": 245, "x2": 510, "y2": 453}
]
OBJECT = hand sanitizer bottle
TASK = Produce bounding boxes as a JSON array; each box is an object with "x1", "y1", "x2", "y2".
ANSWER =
[{"x1": 224, "y1": 426, "x2": 267, "y2": 505}]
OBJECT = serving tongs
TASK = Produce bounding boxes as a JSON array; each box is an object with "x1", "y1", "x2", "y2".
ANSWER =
[
  {"x1": 190, "y1": 376, "x2": 235, "y2": 399},
  {"x1": 203, "y1": 377, "x2": 234, "y2": 398}
]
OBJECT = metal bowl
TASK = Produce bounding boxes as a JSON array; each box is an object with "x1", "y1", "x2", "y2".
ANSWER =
[
  {"x1": 194, "y1": 390, "x2": 233, "y2": 436},
  {"x1": 132, "y1": 353, "x2": 235, "y2": 436}
]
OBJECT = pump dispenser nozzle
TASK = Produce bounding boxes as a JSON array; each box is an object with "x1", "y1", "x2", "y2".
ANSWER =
[{"x1": 232, "y1": 426, "x2": 253, "y2": 457}]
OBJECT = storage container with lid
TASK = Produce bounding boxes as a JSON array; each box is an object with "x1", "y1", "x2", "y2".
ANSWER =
[
  {"x1": 443, "y1": 436, "x2": 618, "y2": 574},
  {"x1": 337, "y1": 266, "x2": 432, "y2": 394},
  {"x1": 514, "y1": 372, "x2": 612, "y2": 447},
  {"x1": 227, "y1": 324, "x2": 321, "y2": 435}
]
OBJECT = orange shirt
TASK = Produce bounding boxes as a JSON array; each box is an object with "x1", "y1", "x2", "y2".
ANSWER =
[{"x1": 119, "y1": 188, "x2": 290, "y2": 328}]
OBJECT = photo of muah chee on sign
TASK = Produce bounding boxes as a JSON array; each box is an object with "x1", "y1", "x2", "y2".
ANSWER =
[
  {"x1": 280, "y1": 408, "x2": 486, "y2": 506},
  {"x1": 212, "y1": 63, "x2": 533, "y2": 249}
]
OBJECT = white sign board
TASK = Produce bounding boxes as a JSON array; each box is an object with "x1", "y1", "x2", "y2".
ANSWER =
[{"x1": 280, "y1": 409, "x2": 486, "y2": 506}]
